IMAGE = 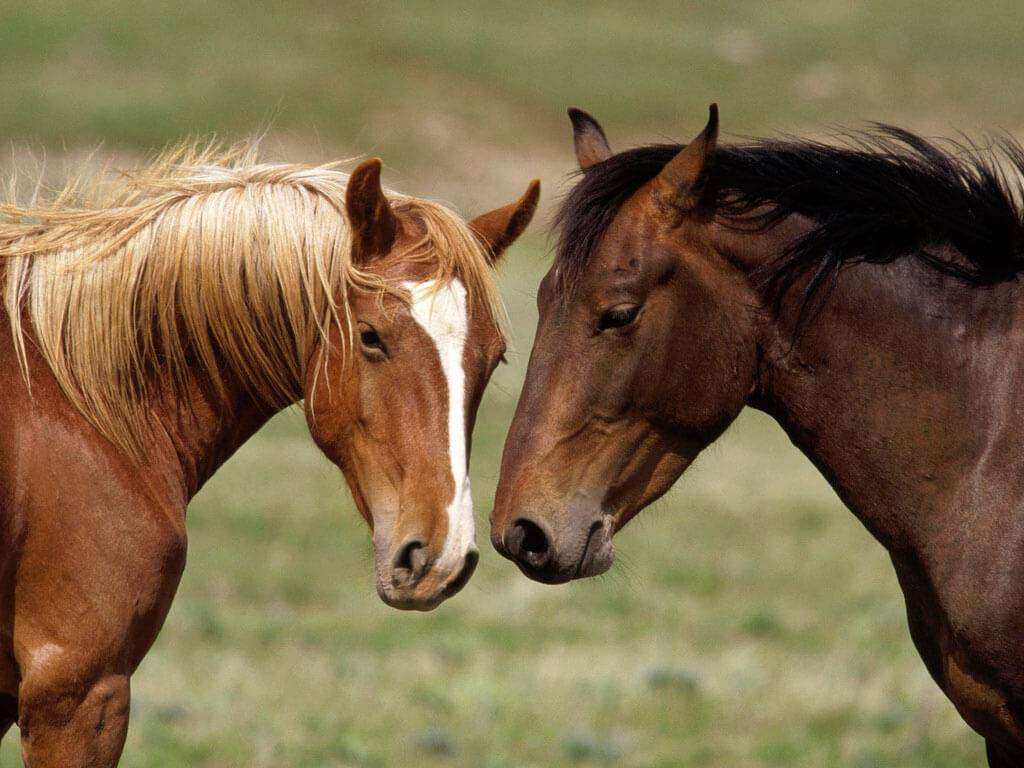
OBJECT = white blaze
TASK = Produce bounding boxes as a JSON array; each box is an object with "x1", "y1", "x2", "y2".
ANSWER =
[{"x1": 404, "y1": 279, "x2": 476, "y2": 567}]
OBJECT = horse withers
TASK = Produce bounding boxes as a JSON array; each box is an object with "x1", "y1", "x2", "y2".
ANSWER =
[
  {"x1": 0, "y1": 145, "x2": 538, "y2": 766},
  {"x1": 491, "y1": 105, "x2": 1024, "y2": 766}
]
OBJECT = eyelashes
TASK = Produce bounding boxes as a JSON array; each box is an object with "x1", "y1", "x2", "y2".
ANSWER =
[{"x1": 597, "y1": 303, "x2": 641, "y2": 331}]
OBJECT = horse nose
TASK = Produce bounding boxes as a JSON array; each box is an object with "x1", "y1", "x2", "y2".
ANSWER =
[
  {"x1": 377, "y1": 529, "x2": 479, "y2": 610},
  {"x1": 391, "y1": 537, "x2": 430, "y2": 587},
  {"x1": 505, "y1": 517, "x2": 553, "y2": 571}
]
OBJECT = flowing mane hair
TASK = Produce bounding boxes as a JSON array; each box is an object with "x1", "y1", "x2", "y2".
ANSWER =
[
  {"x1": 555, "y1": 126, "x2": 1024, "y2": 315},
  {"x1": 0, "y1": 142, "x2": 503, "y2": 455}
]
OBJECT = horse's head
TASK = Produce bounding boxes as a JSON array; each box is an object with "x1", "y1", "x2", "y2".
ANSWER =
[
  {"x1": 492, "y1": 106, "x2": 763, "y2": 583},
  {"x1": 307, "y1": 160, "x2": 538, "y2": 610}
]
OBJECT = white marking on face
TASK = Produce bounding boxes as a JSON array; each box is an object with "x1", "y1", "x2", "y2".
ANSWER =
[{"x1": 404, "y1": 279, "x2": 476, "y2": 568}]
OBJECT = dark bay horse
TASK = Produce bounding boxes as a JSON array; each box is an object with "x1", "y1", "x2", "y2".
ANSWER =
[
  {"x1": 491, "y1": 105, "x2": 1024, "y2": 766},
  {"x1": 0, "y1": 144, "x2": 538, "y2": 766}
]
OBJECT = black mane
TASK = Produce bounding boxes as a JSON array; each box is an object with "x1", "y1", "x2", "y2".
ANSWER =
[{"x1": 554, "y1": 126, "x2": 1024, "y2": 313}]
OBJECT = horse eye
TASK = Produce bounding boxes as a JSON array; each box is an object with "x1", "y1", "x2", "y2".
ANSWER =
[
  {"x1": 359, "y1": 327, "x2": 387, "y2": 356},
  {"x1": 597, "y1": 304, "x2": 641, "y2": 331}
]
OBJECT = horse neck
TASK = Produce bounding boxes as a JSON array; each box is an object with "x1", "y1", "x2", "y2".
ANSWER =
[
  {"x1": 145, "y1": 367, "x2": 288, "y2": 503},
  {"x1": 744, "y1": 233, "x2": 1024, "y2": 551}
]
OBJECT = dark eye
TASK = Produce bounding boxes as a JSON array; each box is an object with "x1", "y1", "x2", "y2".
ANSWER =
[
  {"x1": 597, "y1": 304, "x2": 641, "y2": 331},
  {"x1": 359, "y1": 326, "x2": 387, "y2": 357}
]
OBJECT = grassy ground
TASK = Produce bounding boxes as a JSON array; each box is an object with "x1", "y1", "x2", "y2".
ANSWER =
[{"x1": 0, "y1": 1, "x2": 1015, "y2": 765}]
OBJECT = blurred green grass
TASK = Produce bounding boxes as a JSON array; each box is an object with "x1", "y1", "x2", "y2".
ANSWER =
[
  {"x1": 4, "y1": 0, "x2": 1024, "y2": 194},
  {"x1": 0, "y1": 1, "x2": 1012, "y2": 765}
]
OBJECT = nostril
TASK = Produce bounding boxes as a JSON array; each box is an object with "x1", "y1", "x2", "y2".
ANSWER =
[
  {"x1": 393, "y1": 539, "x2": 429, "y2": 584},
  {"x1": 511, "y1": 518, "x2": 551, "y2": 567},
  {"x1": 520, "y1": 521, "x2": 549, "y2": 556}
]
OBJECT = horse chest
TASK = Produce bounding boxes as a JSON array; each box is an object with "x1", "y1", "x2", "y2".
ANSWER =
[
  {"x1": 943, "y1": 651, "x2": 1024, "y2": 746},
  {"x1": 897, "y1": 554, "x2": 1024, "y2": 747}
]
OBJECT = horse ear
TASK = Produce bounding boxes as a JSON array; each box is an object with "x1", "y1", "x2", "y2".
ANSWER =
[
  {"x1": 346, "y1": 158, "x2": 398, "y2": 264},
  {"x1": 568, "y1": 107, "x2": 612, "y2": 169},
  {"x1": 654, "y1": 103, "x2": 719, "y2": 213},
  {"x1": 469, "y1": 179, "x2": 541, "y2": 264}
]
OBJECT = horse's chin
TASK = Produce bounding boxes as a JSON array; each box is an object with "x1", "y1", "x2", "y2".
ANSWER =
[{"x1": 376, "y1": 585, "x2": 448, "y2": 612}]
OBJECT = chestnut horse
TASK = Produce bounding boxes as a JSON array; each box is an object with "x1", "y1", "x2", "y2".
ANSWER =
[
  {"x1": 492, "y1": 106, "x2": 1024, "y2": 766},
  {"x1": 0, "y1": 144, "x2": 538, "y2": 766}
]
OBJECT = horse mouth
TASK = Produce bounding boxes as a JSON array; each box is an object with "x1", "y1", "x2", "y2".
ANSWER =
[
  {"x1": 575, "y1": 516, "x2": 615, "y2": 579},
  {"x1": 441, "y1": 549, "x2": 479, "y2": 598}
]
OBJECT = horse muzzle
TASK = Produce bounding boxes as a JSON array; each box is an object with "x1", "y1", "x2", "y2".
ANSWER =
[{"x1": 493, "y1": 512, "x2": 614, "y2": 584}]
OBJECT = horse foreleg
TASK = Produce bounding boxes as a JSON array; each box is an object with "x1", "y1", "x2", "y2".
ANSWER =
[{"x1": 18, "y1": 667, "x2": 130, "y2": 768}]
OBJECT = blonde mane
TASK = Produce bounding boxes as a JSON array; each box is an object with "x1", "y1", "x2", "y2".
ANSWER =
[{"x1": 0, "y1": 141, "x2": 504, "y2": 455}]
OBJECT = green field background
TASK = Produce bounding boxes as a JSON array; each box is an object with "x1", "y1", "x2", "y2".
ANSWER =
[{"x1": 3, "y1": 2, "x2": 1022, "y2": 766}]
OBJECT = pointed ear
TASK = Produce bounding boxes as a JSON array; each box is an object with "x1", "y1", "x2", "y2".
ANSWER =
[
  {"x1": 345, "y1": 158, "x2": 398, "y2": 265},
  {"x1": 568, "y1": 107, "x2": 612, "y2": 169},
  {"x1": 654, "y1": 103, "x2": 719, "y2": 213},
  {"x1": 469, "y1": 179, "x2": 541, "y2": 263}
]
